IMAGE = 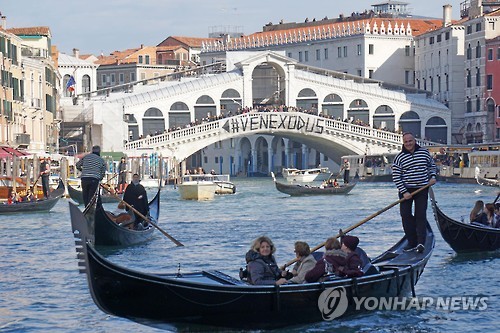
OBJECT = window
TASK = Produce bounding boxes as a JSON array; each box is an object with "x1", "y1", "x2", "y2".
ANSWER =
[
  {"x1": 324, "y1": 48, "x2": 328, "y2": 59},
  {"x1": 476, "y1": 42, "x2": 481, "y2": 58},
  {"x1": 111, "y1": 73, "x2": 115, "y2": 83},
  {"x1": 204, "y1": 156, "x2": 208, "y2": 163},
  {"x1": 488, "y1": 48, "x2": 493, "y2": 61},
  {"x1": 446, "y1": 74, "x2": 449, "y2": 91},
  {"x1": 304, "y1": 50, "x2": 309, "y2": 62},
  {"x1": 489, "y1": 21, "x2": 496, "y2": 31},
  {"x1": 437, "y1": 34, "x2": 442, "y2": 43},
  {"x1": 467, "y1": 25, "x2": 472, "y2": 34},
  {"x1": 343, "y1": 46, "x2": 347, "y2": 57},
  {"x1": 476, "y1": 98, "x2": 481, "y2": 112},
  {"x1": 287, "y1": 52, "x2": 292, "y2": 58},
  {"x1": 337, "y1": 47, "x2": 342, "y2": 58},
  {"x1": 119, "y1": 73, "x2": 124, "y2": 84},
  {"x1": 466, "y1": 98, "x2": 472, "y2": 112},
  {"x1": 299, "y1": 51, "x2": 303, "y2": 62},
  {"x1": 438, "y1": 76, "x2": 441, "y2": 92},
  {"x1": 405, "y1": 45, "x2": 411, "y2": 56},
  {"x1": 405, "y1": 70, "x2": 411, "y2": 84},
  {"x1": 430, "y1": 36, "x2": 434, "y2": 44},
  {"x1": 215, "y1": 157, "x2": 219, "y2": 163},
  {"x1": 467, "y1": 44, "x2": 472, "y2": 60},
  {"x1": 145, "y1": 55, "x2": 150, "y2": 64},
  {"x1": 368, "y1": 44, "x2": 374, "y2": 55},
  {"x1": 445, "y1": 32, "x2": 450, "y2": 40},
  {"x1": 357, "y1": 69, "x2": 362, "y2": 76},
  {"x1": 357, "y1": 44, "x2": 362, "y2": 56},
  {"x1": 430, "y1": 76, "x2": 434, "y2": 92},
  {"x1": 316, "y1": 49, "x2": 320, "y2": 60},
  {"x1": 476, "y1": 22, "x2": 481, "y2": 32},
  {"x1": 138, "y1": 55, "x2": 143, "y2": 64},
  {"x1": 476, "y1": 68, "x2": 481, "y2": 86},
  {"x1": 130, "y1": 72, "x2": 135, "y2": 81},
  {"x1": 466, "y1": 69, "x2": 471, "y2": 87},
  {"x1": 368, "y1": 69, "x2": 373, "y2": 79},
  {"x1": 101, "y1": 74, "x2": 107, "y2": 85},
  {"x1": 487, "y1": 74, "x2": 493, "y2": 90}
]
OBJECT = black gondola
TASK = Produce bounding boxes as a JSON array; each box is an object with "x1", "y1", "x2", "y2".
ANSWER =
[
  {"x1": 70, "y1": 203, "x2": 434, "y2": 330},
  {"x1": 0, "y1": 180, "x2": 65, "y2": 214},
  {"x1": 67, "y1": 183, "x2": 121, "y2": 205},
  {"x1": 429, "y1": 188, "x2": 500, "y2": 252},
  {"x1": 272, "y1": 172, "x2": 356, "y2": 196},
  {"x1": 81, "y1": 189, "x2": 160, "y2": 246}
]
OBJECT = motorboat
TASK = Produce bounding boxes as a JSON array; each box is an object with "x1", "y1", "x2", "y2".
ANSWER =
[
  {"x1": 282, "y1": 167, "x2": 331, "y2": 182},
  {"x1": 178, "y1": 174, "x2": 219, "y2": 200},
  {"x1": 212, "y1": 174, "x2": 236, "y2": 194}
]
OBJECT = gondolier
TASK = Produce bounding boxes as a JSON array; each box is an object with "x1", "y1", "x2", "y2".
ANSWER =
[
  {"x1": 76, "y1": 145, "x2": 106, "y2": 206},
  {"x1": 39, "y1": 157, "x2": 50, "y2": 198},
  {"x1": 392, "y1": 132, "x2": 437, "y2": 253}
]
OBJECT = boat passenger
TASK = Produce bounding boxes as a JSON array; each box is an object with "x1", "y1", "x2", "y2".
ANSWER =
[
  {"x1": 333, "y1": 179, "x2": 339, "y2": 187},
  {"x1": 485, "y1": 203, "x2": 495, "y2": 227},
  {"x1": 285, "y1": 241, "x2": 316, "y2": 284},
  {"x1": 120, "y1": 173, "x2": 149, "y2": 230},
  {"x1": 470, "y1": 200, "x2": 489, "y2": 226},
  {"x1": 308, "y1": 235, "x2": 365, "y2": 279},
  {"x1": 245, "y1": 236, "x2": 287, "y2": 285},
  {"x1": 493, "y1": 203, "x2": 500, "y2": 228},
  {"x1": 305, "y1": 237, "x2": 347, "y2": 282}
]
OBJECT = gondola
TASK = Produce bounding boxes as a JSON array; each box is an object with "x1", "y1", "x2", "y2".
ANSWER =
[
  {"x1": 429, "y1": 187, "x2": 500, "y2": 252},
  {"x1": 67, "y1": 183, "x2": 121, "y2": 205},
  {"x1": 475, "y1": 167, "x2": 499, "y2": 187},
  {"x1": 0, "y1": 180, "x2": 65, "y2": 214},
  {"x1": 81, "y1": 188, "x2": 160, "y2": 246},
  {"x1": 70, "y1": 203, "x2": 434, "y2": 330},
  {"x1": 272, "y1": 172, "x2": 357, "y2": 196}
]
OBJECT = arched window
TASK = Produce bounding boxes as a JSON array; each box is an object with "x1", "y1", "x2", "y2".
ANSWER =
[
  {"x1": 220, "y1": 89, "x2": 242, "y2": 114},
  {"x1": 169, "y1": 102, "x2": 190, "y2": 128},
  {"x1": 82, "y1": 75, "x2": 91, "y2": 93},
  {"x1": 296, "y1": 88, "x2": 318, "y2": 112},
  {"x1": 347, "y1": 99, "x2": 369, "y2": 124},
  {"x1": 425, "y1": 116, "x2": 447, "y2": 143},
  {"x1": 321, "y1": 93, "x2": 343, "y2": 119},
  {"x1": 62, "y1": 74, "x2": 71, "y2": 97},
  {"x1": 142, "y1": 107, "x2": 165, "y2": 136},
  {"x1": 399, "y1": 111, "x2": 421, "y2": 138},
  {"x1": 373, "y1": 105, "x2": 395, "y2": 130},
  {"x1": 195, "y1": 95, "x2": 216, "y2": 120}
]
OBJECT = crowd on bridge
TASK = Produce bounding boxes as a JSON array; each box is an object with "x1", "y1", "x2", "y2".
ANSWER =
[{"x1": 134, "y1": 105, "x2": 401, "y2": 141}]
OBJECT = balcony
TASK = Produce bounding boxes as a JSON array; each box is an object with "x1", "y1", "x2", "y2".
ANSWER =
[
  {"x1": 15, "y1": 133, "x2": 30, "y2": 148},
  {"x1": 31, "y1": 98, "x2": 42, "y2": 109}
]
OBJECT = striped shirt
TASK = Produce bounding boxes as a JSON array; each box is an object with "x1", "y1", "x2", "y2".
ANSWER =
[
  {"x1": 76, "y1": 153, "x2": 106, "y2": 180},
  {"x1": 392, "y1": 144, "x2": 437, "y2": 194}
]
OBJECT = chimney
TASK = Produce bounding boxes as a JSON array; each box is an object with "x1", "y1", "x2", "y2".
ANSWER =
[
  {"x1": 73, "y1": 48, "x2": 80, "y2": 59},
  {"x1": 1, "y1": 14, "x2": 6, "y2": 30},
  {"x1": 443, "y1": 4, "x2": 452, "y2": 27}
]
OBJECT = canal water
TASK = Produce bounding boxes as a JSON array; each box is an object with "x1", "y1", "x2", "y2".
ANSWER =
[{"x1": 0, "y1": 179, "x2": 498, "y2": 332}]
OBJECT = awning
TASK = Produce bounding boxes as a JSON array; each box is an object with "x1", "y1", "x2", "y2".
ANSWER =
[{"x1": 0, "y1": 146, "x2": 31, "y2": 158}]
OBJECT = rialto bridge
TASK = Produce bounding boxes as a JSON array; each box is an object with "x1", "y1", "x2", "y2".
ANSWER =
[{"x1": 75, "y1": 51, "x2": 450, "y2": 175}]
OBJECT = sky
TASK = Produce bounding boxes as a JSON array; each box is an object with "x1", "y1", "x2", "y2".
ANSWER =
[{"x1": 1, "y1": 0, "x2": 461, "y2": 56}]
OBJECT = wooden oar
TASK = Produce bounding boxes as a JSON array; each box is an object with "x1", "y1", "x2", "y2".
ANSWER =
[
  {"x1": 493, "y1": 192, "x2": 500, "y2": 204},
  {"x1": 99, "y1": 184, "x2": 184, "y2": 247},
  {"x1": 282, "y1": 183, "x2": 433, "y2": 268}
]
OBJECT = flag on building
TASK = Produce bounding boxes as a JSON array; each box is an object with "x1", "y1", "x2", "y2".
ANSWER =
[{"x1": 66, "y1": 75, "x2": 76, "y2": 92}]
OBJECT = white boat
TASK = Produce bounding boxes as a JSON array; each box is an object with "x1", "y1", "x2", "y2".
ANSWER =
[
  {"x1": 282, "y1": 167, "x2": 331, "y2": 183},
  {"x1": 178, "y1": 174, "x2": 219, "y2": 200},
  {"x1": 212, "y1": 174, "x2": 236, "y2": 195}
]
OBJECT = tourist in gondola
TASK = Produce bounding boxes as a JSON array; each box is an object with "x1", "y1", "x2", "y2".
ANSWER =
[
  {"x1": 494, "y1": 203, "x2": 500, "y2": 228},
  {"x1": 116, "y1": 156, "x2": 128, "y2": 194},
  {"x1": 285, "y1": 241, "x2": 316, "y2": 284},
  {"x1": 305, "y1": 237, "x2": 356, "y2": 282},
  {"x1": 485, "y1": 203, "x2": 495, "y2": 227},
  {"x1": 469, "y1": 200, "x2": 488, "y2": 225},
  {"x1": 76, "y1": 145, "x2": 107, "y2": 206},
  {"x1": 392, "y1": 132, "x2": 437, "y2": 253},
  {"x1": 245, "y1": 236, "x2": 287, "y2": 285},
  {"x1": 120, "y1": 173, "x2": 149, "y2": 230},
  {"x1": 39, "y1": 157, "x2": 50, "y2": 198}
]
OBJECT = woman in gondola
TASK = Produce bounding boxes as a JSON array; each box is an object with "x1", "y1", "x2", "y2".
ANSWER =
[
  {"x1": 245, "y1": 236, "x2": 287, "y2": 285},
  {"x1": 469, "y1": 200, "x2": 489, "y2": 226}
]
